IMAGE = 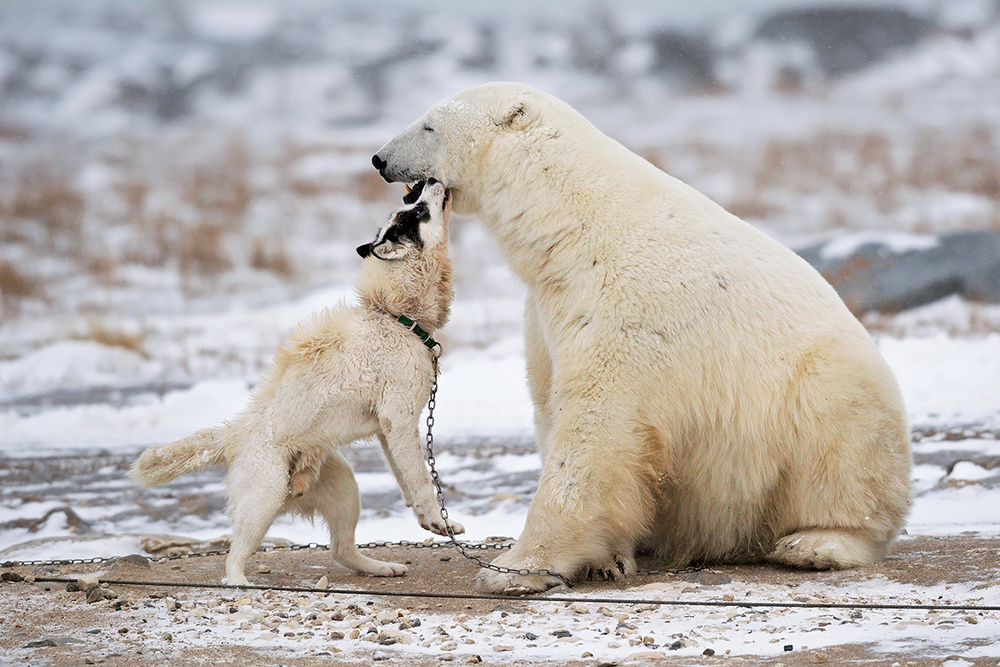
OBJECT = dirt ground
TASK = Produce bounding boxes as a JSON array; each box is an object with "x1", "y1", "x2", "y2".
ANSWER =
[{"x1": 2, "y1": 534, "x2": 999, "y2": 666}]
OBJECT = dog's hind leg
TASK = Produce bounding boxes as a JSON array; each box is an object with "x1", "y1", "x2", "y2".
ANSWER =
[
  {"x1": 306, "y1": 451, "x2": 408, "y2": 577},
  {"x1": 224, "y1": 449, "x2": 287, "y2": 586}
]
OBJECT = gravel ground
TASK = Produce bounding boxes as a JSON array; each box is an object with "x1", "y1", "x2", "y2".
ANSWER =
[{"x1": 2, "y1": 534, "x2": 999, "y2": 666}]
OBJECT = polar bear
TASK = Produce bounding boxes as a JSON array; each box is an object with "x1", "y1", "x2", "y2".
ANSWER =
[{"x1": 373, "y1": 82, "x2": 912, "y2": 595}]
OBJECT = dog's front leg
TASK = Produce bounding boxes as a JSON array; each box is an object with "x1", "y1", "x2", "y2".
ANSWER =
[
  {"x1": 376, "y1": 433, "x2": 415, "y2": 508},
  {"x1": 377, "y1": 407, "x2": 464, "y2": 537}
]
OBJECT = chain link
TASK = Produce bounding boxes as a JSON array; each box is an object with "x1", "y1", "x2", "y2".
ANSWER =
[{"x1": 423, "y1": 355, "x2": 574, "y2": 589}]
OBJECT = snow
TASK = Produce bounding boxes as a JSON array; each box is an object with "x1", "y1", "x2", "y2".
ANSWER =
[
  {"x1": 818, "y1": 231, "x2": 940, "y2": 260},
  {"x1": 2, "y1": 0, "x2": 1000, "y2": 662}
]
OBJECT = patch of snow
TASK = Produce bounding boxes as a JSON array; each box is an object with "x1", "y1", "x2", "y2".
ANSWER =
[{"x1": 818, "y1": 231, "x2": 940, "y2": 261}]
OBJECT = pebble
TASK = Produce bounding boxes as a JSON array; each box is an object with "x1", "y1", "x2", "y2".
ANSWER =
[
  {"x1": 316, "y1": 575, "x2": 329, "y2": 589},
  {"x1": 107, "y1": 554, "x2": 151, "y2": 571},
  {"x1": 684, "y1": 571, "x2": 732, "y2": 586}
]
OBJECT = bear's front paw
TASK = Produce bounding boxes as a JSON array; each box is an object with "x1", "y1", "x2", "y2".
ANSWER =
[
  {"x1": 475, "y1": 552, "x2": 570, "y2": 595},
  {"x1": 585, "y1": 552, "x2": 636, "y2": 582}
]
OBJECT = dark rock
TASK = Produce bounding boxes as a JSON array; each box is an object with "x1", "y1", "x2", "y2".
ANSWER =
[
  {"x1": 23, "y1": 637, "x2": 80, "y2": 648},
  {"x1": 684, "y1": 570, "x2": 732, "y2": 586},
  {"x1": 797, "y1": 230, "x2": 1000, "y2": 315},
  {"x1": 756, "y1": 7, "x2": 929, "y2": 76},
  {"x1": 1, "y1": 572, "x2": 24, "y2": 582}
]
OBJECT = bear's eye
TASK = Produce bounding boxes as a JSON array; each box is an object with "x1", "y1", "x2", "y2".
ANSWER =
[{"x1": 423, "y1": 125, "x2": 434, "y2": 133}]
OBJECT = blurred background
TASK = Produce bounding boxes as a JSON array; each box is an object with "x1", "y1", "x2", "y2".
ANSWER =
[{"x1": 1, "y1": 0, "x2": 999, "y2": 395}]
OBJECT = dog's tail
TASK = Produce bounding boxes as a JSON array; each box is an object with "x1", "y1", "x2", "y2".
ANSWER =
[{"x1": 130, "y1": 427, "x2": 227, "y2": 487}]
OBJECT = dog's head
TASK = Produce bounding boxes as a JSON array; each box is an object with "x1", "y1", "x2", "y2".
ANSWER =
[{"x1": 356, "y1": 178, "x2": 450, "y2": 261}]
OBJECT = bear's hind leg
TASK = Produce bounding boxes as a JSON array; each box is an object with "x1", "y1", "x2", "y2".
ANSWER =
[
  {"x1": 769, "y1": 528, "x2": 883, "y2": 570},
  {"x1": 769, "y1": 339, "x2": 911, "y2": 571}
]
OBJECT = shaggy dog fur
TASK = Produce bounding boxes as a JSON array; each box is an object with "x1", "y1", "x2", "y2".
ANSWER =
[{"x1": 131, "y1": 180, "x2": 462, "y2": 586}]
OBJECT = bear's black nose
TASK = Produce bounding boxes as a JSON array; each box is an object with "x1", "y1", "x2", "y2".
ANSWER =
[{"x1": 372, "y1": 154, "x2": 387, "y2": 173}]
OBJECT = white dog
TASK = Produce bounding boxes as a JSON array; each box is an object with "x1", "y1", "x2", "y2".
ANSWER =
[{"x1": 131, "y1": 179, "x2": 463, "y2": 586}]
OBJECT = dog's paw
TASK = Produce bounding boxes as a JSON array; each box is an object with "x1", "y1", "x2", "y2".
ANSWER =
[
  {"x1": 416, "y1": 508, "x2": 464, "y2": 537},
  {"x1": 585, "y1": 553, "x2": 636, "y2": 582},
  {"x1": 222, "y1": 573, "x2": 250, "y2": 587},
  {"x1": 363, "y1": 560, "x2": 409, "y2": 577}
]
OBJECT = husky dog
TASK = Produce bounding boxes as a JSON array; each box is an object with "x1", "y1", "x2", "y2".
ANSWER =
[{"x1": 131, "y1": 179, "x2": 462, "y2": 586}]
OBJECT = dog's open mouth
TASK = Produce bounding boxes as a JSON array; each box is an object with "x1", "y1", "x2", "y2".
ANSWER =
[{"x1": 404, "y1": 180, "x2": 450, "y2": 205}]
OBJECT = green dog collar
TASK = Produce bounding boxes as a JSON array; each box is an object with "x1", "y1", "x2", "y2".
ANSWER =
[{"x1": 397, "y1": 315, "x2": 440, "y2": 353}]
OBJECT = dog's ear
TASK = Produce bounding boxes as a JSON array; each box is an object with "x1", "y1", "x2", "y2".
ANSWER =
[{"x1": 356, "y1": 243, "x2": 373, "y2": 259}]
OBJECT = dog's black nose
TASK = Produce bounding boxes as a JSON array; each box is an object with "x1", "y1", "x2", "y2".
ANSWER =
[{"x1": 372, "y1": 154, "x2": 387, "y2": 173}]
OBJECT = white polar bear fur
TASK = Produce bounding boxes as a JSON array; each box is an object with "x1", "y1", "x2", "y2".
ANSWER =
[{"x1": 374, "y1": 82, "x2": 911, "y2": 594}]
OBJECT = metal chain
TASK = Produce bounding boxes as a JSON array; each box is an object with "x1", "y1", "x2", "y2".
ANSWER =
[{"x1": 423, "y1": 354, "x2": 574, "y2": 589}]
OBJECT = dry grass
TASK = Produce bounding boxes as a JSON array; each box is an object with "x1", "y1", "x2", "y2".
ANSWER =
[
  {"x1": 250, "y1": 235, "x2": 295, "y2": 278},
  {"x1": 0, "y1": 261, "x2": 43, "y2": 314},
  {"x1": 7, "y1": 163, "x2": 84, "y2": 250},
  {"x1": 705, "y1": 124, "x2": 1000, "y2": 231},
  {"x1": 72, "y1": 318, "x2": 150, "y2": 358},
  {"x1": 907, "y1": 124, "x2": 1000, "y2": 200},
  {"x1": 178, "y1": 222, "x2": 233, "y2": 277}
]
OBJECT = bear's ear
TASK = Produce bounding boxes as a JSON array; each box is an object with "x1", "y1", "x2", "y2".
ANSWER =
[{"x1": 495, "y1": 101, "x2": 533, "y2": 130}]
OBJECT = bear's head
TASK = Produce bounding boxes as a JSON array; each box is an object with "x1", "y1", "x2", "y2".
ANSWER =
[
  {"x1": 356, "y1": 178, "x2": 450, "y2": 261},
  {"x1": 372, "y1": 82, "x2": 543, "y2": 216}
]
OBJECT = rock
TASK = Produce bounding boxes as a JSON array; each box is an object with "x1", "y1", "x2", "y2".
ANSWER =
[
  {"x1": 796, "y1": 230, "x2": 1000, "y2": 315},
  {"x1": 1, "y1": 572, "x2": 24, "y2": 582},
  {"x1": 684, "y1": 571, "x2": 732, "y2": 586},
  {"x1": 315, "y1": 575, "x2": 328, "y2": 589},
  {"x1": 77, "y1": 574, "x2": 101, "y2": 591},
  {"x1": 86, "y1": 586, "x2": 112, "y2": 604},
  {"x1": 107, "y1": 554, "x2": 151, "y2": 571},
  {"x1": 812, "y1": 651, "x2": 829, "y2": 663},
  {"x1": 493, "y1": 645, "x2": 515, "y2": 652}
]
